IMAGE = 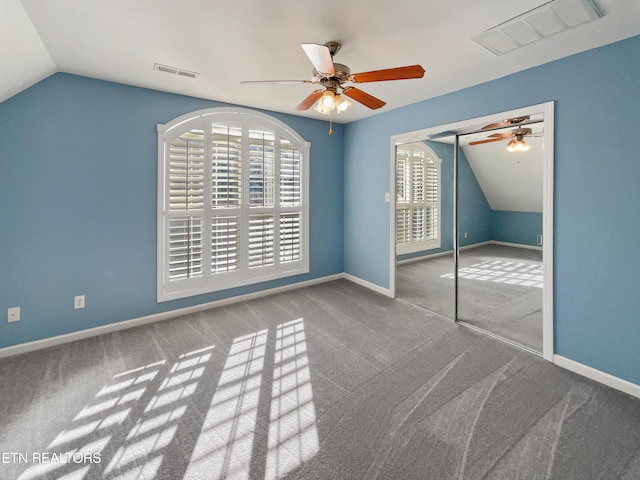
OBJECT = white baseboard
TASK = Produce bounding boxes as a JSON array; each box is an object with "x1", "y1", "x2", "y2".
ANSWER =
[
  {"x1": 554, "y1": 355, "x2": 640, "y2": 399},
  {"x1": 0, "y1": 274, "x2": 344, "y2": 359},
  {"x1": 396, "y1": 241, "x2": 540, "y2": 266},
  {"x1": 342, "y1": 273, "x2": 393, "y2": 297},
  {"x1": 490, "y1": 240, "x2": 542, "y2": 251},
  {"x1": 459, "y1": 241, "x2": 491, "y2": 251},
  {"x1": 395, "y1": 241, "x2": 491, "y2": 265},
  {"x1": 396, "y1": 250, "x2": 453, "y2": 265}
]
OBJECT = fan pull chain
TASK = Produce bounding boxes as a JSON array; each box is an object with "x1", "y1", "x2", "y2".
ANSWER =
[{"x1": 329, "y1": 113, "x2": 333, "y2": 135}]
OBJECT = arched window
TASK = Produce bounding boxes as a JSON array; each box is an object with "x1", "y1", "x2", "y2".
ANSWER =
[
  {"x1": 157, "y1": 108, "x2": 309, "y2": 301},
  {"x1": 396, "y1": 142, "x2": 441, "y2": 254}
]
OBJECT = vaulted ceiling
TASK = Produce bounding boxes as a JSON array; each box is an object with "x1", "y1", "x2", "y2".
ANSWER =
[
  {"x1": 461, "y1": 134, "x2": 545, "y2": 213},
  {"x1": 3, "y1": 0, "x2": 640, "y2": 123},
  {"x1": 428, "y1": 114, "x2": 546, "y2": 213}
]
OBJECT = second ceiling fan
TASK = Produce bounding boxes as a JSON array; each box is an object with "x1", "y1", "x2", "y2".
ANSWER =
[
  {"x1": 241, "y1": 41, "x2": 425, "y2": 114},
  {"x1": 469, "y1": 127, "x2": 543, "y2": 152}
]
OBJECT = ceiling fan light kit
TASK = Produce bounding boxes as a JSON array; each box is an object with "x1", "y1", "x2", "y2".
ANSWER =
[
  {"x1": 335, "y1": 95, "x2": 351, "y2": 112},
  {"x1": 507, "y1": 137, "x2": 531, "y2": 152},
  {"x1": 314, "y1": 90, "x2": 351, "y2": 114},
  {"x1": 241, "y1": 41, "x2": 425, "y2": 123},
  {"x1": 468, "y1": 121, "x2": 542, "y2": 152}
]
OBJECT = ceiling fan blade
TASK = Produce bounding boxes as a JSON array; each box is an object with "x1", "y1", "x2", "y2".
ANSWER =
[
  {"x1": 241, "y1": 79, "x2": 315, "y2": 85},
  {"x1": 301, "y1": 43, "x2": 335, "y2": 76},
  {"x1": 295, "y1": 89, "x2": 324, "y2": 111},
  {"x1": 342, "y1": 87, "x2": 386, "y2": 109},
  {"x1": 469, "y1": 137, "x2": 505, "y2": 146},
  {"x1": 488, "y1": 133, "x2": 513, "y2": 139},
  {"x1": 480, "y1": 121, "x2": 509, "y2": 130},
  {"x1": 349, "y1": 65, "x2": 425, "y2": 83},
  {"x1": 481, "y1": 115, "x2": 531, "y2": 130}
]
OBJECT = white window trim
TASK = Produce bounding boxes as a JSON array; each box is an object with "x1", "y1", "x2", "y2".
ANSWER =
[
  {"x1": 157, "y1": 107, "x2": 310, "y2": 302},
  {"x1": 395, "y1": 142, "x2": 442, "y2": 255}
]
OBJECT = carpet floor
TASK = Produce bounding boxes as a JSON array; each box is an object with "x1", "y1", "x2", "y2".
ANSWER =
[
  {"x1": 1, "y1": 279, "x2": 639, "y2": 480},
  {"x1": 397, "y1": 244, "x2": 543, "y2": 352}
]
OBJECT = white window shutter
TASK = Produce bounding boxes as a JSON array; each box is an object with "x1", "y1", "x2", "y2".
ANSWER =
[
  {"x1": 248, "y1": 214, "x2": 275, "y2": 268},
  {"x1": 211, "y1": 124, "x2": 242, "y2": 208},
  {"x1": 158, "y1": 108, "x2": 309, "y2": 302},
  {"x1": 211, "y1": 216, "x2": 240, "y2": 274},
  {"x1": 169, "y1": 129, "x2": 205, "y2": 211},
  {"x1": 280, "y1": 213, "x2": 301, "y2": 263},
  {"x1": 280, "y1": 139, "x2": 302, "y2": 207},
  {"x1": 395, "y1": 142, "x2": 441, "y2": 254},
  {"x1": 168, "y1": 217, "x2": 204, "y2": 280},
  {"x1": 248, "y1": 128, "x2": 276, "y2": 207}
]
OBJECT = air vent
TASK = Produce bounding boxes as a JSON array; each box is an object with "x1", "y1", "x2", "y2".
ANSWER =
[
  {"x1": 153, "y1": 63, "x2": 199, "y2": 79},
  {"x1": 473, "y1": 0, "x2": 603, "y2": 55}
]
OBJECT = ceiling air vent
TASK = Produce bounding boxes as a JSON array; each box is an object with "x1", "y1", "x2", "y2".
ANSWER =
[
  {"x1": 473, "y1": 0, "x2": 603, "y2": 55},
  {"x1": 153, "y1": 63, "x2": 199, "y2": 79}
]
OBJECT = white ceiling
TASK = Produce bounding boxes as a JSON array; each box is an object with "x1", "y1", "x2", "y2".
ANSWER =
[
  {"x1": 461, "y1": 134, "x2": 544, "y2": 213},
  {"x1": 427, "y1": 117, "x2": 545, "y2": 213},
  {"x1": 4, "y1": 0, "x2": 640, "y2": 123}
]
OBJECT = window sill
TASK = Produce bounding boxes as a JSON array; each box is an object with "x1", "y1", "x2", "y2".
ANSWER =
[
  {"x1": 396, "y1": 241, "x2": 441, "y2": 255},
  {"x1": 158, "y1": 263, "x2": 309, "y2": 303}
]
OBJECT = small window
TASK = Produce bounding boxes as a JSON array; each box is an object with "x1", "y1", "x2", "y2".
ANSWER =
[
  {"x1": 396, "y1": 142, "x2": 441, "y2": 254},
  {"x1": 158, "y1": 108, "x2": 309, "y2": 302}
]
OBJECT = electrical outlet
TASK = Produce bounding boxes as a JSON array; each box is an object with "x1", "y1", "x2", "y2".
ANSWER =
[
  {"x1": 464, "y1": 232, "x2": 468, "y2": 238},
  {"x1": 8, "y1": 307, "x2": 20, "y2": 322},
  {"x1": 74, "y1": 295, "x2": 85, "y2": 309}
]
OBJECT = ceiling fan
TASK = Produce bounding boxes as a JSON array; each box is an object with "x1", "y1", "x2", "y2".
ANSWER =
[
  {"x1": 479, "y1": 115, "x2": 531, "y2": 131},
  {"x1": 469, "y1": 126, "x2": 543, "y2": 152},
  {"x1": 240, "y1": 41, "x2": 425, "y2": 114}
]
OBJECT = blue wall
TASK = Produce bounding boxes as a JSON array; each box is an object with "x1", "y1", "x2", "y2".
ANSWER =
[
  {"x1": 490, "y1": 211, "x2": 542, "y2": 247},
  {"x1": 2, "y1": 36, "x2": 639, "y2": 387},
  {"x1": 397, "y1": 141, "x2": 490, "y2": 262},
  {"x1": 345, "y1": 34, "x2": 640, "y2": 385},
  {"x1": 0, "y1": 73, "x2": 344, "y2": 348},
  {"x1": 458, "y1": 147, "x2": 492, "y2": 248}
]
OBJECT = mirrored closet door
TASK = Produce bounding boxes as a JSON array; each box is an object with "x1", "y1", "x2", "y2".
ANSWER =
[{"x1": 394, "y1": 103, "x2": 553, "y2": 358}]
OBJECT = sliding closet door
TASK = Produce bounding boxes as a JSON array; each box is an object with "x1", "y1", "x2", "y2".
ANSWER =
[
  {"x1": 455, "y1": 123, "x2": 545, "y2": 353},
  {"x1": 394, "y1": 141, "x2": 454, "y2": 319}
]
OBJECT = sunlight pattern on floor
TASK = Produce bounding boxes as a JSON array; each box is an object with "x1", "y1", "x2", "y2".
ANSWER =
[
  {"x1": 443, "y1": 259, "x2": 542, "y2": 288},
  {"x1": 15, "y1": 321, "x2": 321, "y2": 480},
  {"x1": 105, "y1": 346, "x2": 214, "y2": 479},
  {"x1": 184, "y1": 330, "x2": 268, "y2": 480},
  {"x1": 266, "y1": 318, "x2": 319, "y2": 480},
  {"x1": 17, "y1": 360, "x2": 168, "y2": 480}
]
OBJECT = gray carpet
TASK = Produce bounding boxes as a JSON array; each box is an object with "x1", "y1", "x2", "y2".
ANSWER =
[
  {"x1": 1, "y1": 279, "x2": 639, "y2": 480},
  {"x1": 396, "y1": 253, "x2": 455, "y2": 319},
  {"x1": 458, "y1": 244, "x2": 543, "y2": 352},
  {"x1": 397, "y1": 244, "x2": 543, "y2": 352}
]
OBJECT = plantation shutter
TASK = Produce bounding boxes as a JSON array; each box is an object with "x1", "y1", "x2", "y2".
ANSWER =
[
  {"x1": 158, "y1": 108, "x2": 309, "y2": 302},
  {"x1": 425, "y1": 161, "x2": 439, "y2": 241},
  {"x1": 249, "y1": 129, "x2": 276, "y2": 207},
  {"x1": 395, "y1": 142, "x2": 441, "y2": 254},
  {"x1": 211, "y1": 216, "x2": 239, "y2": 274},
  {"x1": 248, "y1": 214, "x2": 275, "y2": 268},
  {"x1": 396, "y1": 208, "x2": 411, "y2": 244},
  {"x1": 279, "y1": 138, "x2": 302, "y2": 264},
  {"x1": 280, "y1": 213, "x2": 301, "y2": 263},
  {"x1": 211, "y1": 125, "x2": 242, "y2": 208},
  {"x1": 210, "y1": 122, "x2": 242, "y2": 276},
  {"x1": 168, "y1": 129, "x2": 205, "y2": 280}
]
